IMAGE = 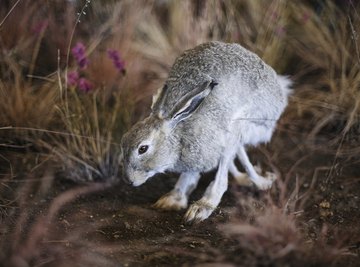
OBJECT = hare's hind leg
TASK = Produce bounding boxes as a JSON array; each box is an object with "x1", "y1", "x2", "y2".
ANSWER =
[
  {"x1": 229, "y1": 161, "x2": 252, "y2": 186},
  {"x1": 237, "y1": 145, "x2": 276, "y2": 190},
  {"x1": 153, "y1": 172, "x2": 200, "y2": 211}
]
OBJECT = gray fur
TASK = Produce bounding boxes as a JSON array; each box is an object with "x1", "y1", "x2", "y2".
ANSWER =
[{"x1": 121, "y1": 41, "x2": 291, "y2": 222}]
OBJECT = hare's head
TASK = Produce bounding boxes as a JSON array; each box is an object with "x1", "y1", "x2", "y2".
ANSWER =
[
  {"x1": 121, "y1": 80, "x2": 217, "y2": 186},
  {"x1": 120, "y1": 116, "x2": 175, "y2": 186}
]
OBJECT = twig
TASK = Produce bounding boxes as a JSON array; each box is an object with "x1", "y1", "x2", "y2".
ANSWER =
[
  {"x1": 0, "y1": 0, "x2": 21, "y2": 29},
  {"x1": 57, "y1": 49, "x2": 64, "y2": 101},
  {"x1": 26, "y1": 75, "x2": 56, "y2": 83},
  {"x1": 64, "y1": 0, "x2": 92, "y2": 112},
  {"x1": 348, "y1": 15, "x2": 360, "y2": 66}
]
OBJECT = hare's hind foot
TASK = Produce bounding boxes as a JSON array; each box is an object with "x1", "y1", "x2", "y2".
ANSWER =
[
  {"x1": 231, "y1": 168, "x2": 276, "y2": 190},
  {"x1": 234, "y1": 173, "x2": 253, "y2": 186},
  {"x1": 237, "y1": 146, "x2": 277, "y2": 191},
  {"x1": 183, "y1": 200, "x2": 216, "y2": 224},
  {"x1": 153, "y1": 190, "x2": 187, "y2": 210},
  {"x1": 229, "y1": 161, "x2": 253, "y2": 187},
  {"x1": 254, "y1": 171, "x2": 276, "y2": 190}
]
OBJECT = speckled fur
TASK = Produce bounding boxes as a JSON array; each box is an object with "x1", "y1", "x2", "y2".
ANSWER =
[{"x1": 121, "y1": 41, "x2": 291, "y2": 222}]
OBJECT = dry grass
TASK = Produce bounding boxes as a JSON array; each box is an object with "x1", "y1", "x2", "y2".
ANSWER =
[
  {"x1": 0, "y1": 78, "x2": 58, "y2": 130},
  {"x1": 0, "y1": 0, "x2": 147, "y2": 183},
  {"x1": 288, "y1": 2, "x2": 360, "y2": 145},
  {"x1": 219, "y1": 179, "x2": 351, "y2": 267},
  {"x1": 45, "y1": 90, "x2": 124, "y2": 182},
  {"x1": 0, "y1": 0, "x2": 359, "y2": 266},
  {"x1": 0, "y1": 171, "x2": 117, "y2": 267},
  {"x1": 0, "y1": 60, "x2": 58, "y2": 147},
  {"x1": 133, "y1": 0, "x2": 292, "y2": 82}
]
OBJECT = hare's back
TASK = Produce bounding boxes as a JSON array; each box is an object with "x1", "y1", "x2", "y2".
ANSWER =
[
  {"x1": 168, "y1": 41, "x2": 265, "y2": 81},
  {"x1": 155, "y1": 42, "x2": 271, "y2": 118}
]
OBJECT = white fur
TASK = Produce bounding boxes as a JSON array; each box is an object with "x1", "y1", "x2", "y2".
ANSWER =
[
  {"x1": 277, "y1": 75, "x2": 293, "y2": 98},
  {"x1": 151, "y1": 87, "x2": 163, "y2": 110}
]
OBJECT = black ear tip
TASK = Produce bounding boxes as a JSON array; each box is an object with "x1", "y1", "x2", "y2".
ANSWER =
[{"x1": 210, "y1": 80, "x2": 218, "y2": 89}]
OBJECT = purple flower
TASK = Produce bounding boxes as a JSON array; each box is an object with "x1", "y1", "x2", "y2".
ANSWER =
[
  {"x1": 67, "y1": 71, "x2": 79, "y2": 87},
  {"x1": 107, "y1": 49, "x2": 126, "y2": 73},
  {"x1": 78, "y1": 78, "x2": 93, "y2": 92},
  {"x1": 78, "y1": 57, "x2": 90, "y2": 69},
  {"x1": 71, "y1": 42, "x2": 89, "y2": 69}
]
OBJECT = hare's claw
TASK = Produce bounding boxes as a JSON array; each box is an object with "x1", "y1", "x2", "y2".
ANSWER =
[
  {"x1": 183, "y1": 200, "x2": 215, "y2": 224},
  {"x1": 153, "y1": 191, "x2": 187, "y2": 211}
]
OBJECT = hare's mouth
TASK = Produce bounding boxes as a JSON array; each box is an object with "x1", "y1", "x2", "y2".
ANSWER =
[
  {"x1": 130, "y1": 170, "x2": 156, "y2": 187},
  {"x1": 132, "y1": 179, "x2": 147, "y2": 187}
]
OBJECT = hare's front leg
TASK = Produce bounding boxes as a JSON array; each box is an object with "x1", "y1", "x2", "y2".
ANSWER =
[
  {"x1": 184, "y1": 156, "x2": 231, "y2": 223},
  {"x1": 153, "y1": 172, "x2": 200, "y2": 210},
  {"x1": 237, "y1": 145, "x2": 276, "y2": 190}
]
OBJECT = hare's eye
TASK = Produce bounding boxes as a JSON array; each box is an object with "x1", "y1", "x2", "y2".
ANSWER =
[{"x1": 138, "y1": 145, "x2": 149, "y2": 155}]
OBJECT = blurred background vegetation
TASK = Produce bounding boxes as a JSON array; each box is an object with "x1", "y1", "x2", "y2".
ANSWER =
[{"x1": 0, "y1": 0, "x2": 359, "y2": 266}]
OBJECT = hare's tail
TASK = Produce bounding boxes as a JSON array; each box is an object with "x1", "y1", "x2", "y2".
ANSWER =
[{"x1": 277, "y1": 75, "x2": 293, "y2": 97}]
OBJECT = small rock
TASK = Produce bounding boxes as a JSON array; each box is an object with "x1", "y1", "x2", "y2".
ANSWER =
[
  {"x1": 319, "y1": 200, "x2": 331, "y2": 209},
  {"x1": 124, "y1": 222, "x2": 131, "y2": 229},
  {"x1": 320, "y1": 209, "x2": 333, "y2": 217}
]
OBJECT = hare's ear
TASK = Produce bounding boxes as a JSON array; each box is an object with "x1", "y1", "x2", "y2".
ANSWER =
[
  {"x1": 151, "y1": 84, "x2": 168, "y2": 115},
  {"x1": 169, "y1": 80, "x2": 218, "y2": 126}
]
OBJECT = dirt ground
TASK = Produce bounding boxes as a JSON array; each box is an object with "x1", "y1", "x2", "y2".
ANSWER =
[
  {"x1": 2, "y1": 127, "x2": 359, "y2": 267},
  {"x1": 1, "y1": 1, "x2": 360, "y2": 266}
]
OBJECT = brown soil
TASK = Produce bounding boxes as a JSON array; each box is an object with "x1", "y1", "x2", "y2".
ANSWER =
[{"x1": 1, "y1": 129, "x2": 360, "y2": 267}]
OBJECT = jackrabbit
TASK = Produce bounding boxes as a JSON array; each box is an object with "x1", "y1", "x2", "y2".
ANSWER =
[{"x1": 121, "y1": 41, "x2": 291, "y2": 223}]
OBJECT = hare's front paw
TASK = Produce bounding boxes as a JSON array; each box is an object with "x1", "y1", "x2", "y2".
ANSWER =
[
  {"x1": 153, "y1": 191, "x2": 187, "y2": 211},
  {"x1": 183, "y1": 200, "x2": 216, "y2": 223},
  {"x1": 255, "y1": 172, "x2": 277, "y2": 190}
]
